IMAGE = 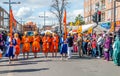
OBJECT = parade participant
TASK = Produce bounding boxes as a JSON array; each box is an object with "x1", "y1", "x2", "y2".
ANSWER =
[
  {"x1": 109, "y1": 33, "x2": 113, "y2": 60},
  {"x1": 0, "y1": 34, "x2": 3, "y2": 58},
  {"x1": 0, "y1": 49, "x2": 2, "y2": 58},
  {"x1": 97, "y1": 34, "x2": 104, "y2": 58},
  {"x1": 87, "y1": 40, "x2": 92, "y2": 56},
  {"x1": 14, "y1": 33, "x2": 21, "y2": 60},
  {"x1": 32, "y1": 31, "x2": 40, "y2": 58},
  {"x1": 77, "y1": 33, "x2": 83, "y2": 57},
  {"x1": 113, "y1": 36, "x2": 120, "y2": 66},
  {"x1": 51, "y1": 33, "x2": 59, "y2": 57},
  {"x1": 92, "y1": 32, "x2": 96, "y2": 39},
  {"x1": 60, "y1": 40, "x2": 67, "y2": 60},
  {"x1": 0, "y1": 33, "x2": 4, "y2": 55},
  {"x1": 5, "y1": 33, "x2": 16, "y2": 64},
  {"x1": 50, "y1": 33, "x2": 53, "y2": 57},
  {"x1": 82, "y1": 36, "x2": 87, "y2": 55},
  {"x1": 103, "y1": 35, "x2": 110, "y2": 61},
  {"x1": 22, "y1": 32, "x2": 30, "y2": 59},
  {"x1": 42, "y1": 32, "x2": 51, "y2": 58},
  {"x1": 67, "y1": 33, "x2": 73, "y2": 59},
  {"x1": 91, "y1": 39, "x2": 97, "y2": 57},
  {"x1": 73, "y1": 34, "x2": 78, "y2": 53}
]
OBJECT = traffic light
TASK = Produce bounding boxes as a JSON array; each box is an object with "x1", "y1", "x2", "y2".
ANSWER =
[
  {"x1": 97, "y1": 11, "x2": 101, "y2": 22},
  {"x1": 92, "y1": 11, "x2": 101, "y2": 24},
  {"x1": 92, "y1": 12, "x2": 98, "y2": 24}
]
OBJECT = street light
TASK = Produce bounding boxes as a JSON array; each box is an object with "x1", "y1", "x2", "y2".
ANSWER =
[{"x1": 39, "y1": 11, "x2": 48, "y2": 31}]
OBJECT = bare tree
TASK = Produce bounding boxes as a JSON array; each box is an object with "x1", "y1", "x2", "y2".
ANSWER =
[{"x1": 50, "y1": 0, "x2": 68, "y2": 34}]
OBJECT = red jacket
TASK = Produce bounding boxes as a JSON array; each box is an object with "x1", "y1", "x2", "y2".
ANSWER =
[{"x1": 92, "y1": 41, "x2": 96, "y2": 48}]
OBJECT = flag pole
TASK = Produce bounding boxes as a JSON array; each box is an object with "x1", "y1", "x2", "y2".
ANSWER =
[{"x1": 63, "y1": 9, "x2": 67, "y2": 40}]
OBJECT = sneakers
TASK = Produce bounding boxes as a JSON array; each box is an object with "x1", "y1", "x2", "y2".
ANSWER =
[{"x1": 97, "y1": 56, "x2": 100, "y2": 59}]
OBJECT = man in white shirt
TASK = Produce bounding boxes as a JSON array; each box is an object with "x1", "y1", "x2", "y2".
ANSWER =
[{"x1": 97, "y1": 34, "x2": 104, "y2": 58}]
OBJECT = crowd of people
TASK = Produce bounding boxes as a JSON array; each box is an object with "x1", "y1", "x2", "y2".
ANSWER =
[{"x1": 0, "y1": 30, "x2": 120, "y2": 66}]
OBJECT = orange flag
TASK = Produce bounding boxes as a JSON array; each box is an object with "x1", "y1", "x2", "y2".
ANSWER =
[
  {"x1": 9, "y1": 9, "x2": 16, "y2": 39},
  {"x1": 63, "y1": 9, "x2": 67, "y2": 40},
  {"x1": 10, "y1": 9, "x2": 16, "y2": 27}
]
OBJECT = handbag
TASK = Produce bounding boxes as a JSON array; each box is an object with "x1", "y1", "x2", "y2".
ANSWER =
[{"x1": 104, "y1": 48, "x2": 109, "y2": 52}]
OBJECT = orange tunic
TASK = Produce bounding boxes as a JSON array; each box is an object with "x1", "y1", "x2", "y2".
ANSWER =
[
  {"x1": 0, "y1": 53, "x2": 2, "y2": 58},
  {"x1": 42, "y1": 36, "x2": 51, "y2": 53},
  {"x1": 22, "y1": 36, "x2": 30, "y2": 53},
  {"x1": 50, "y1": 37, "x2": 53, "y2": 52},
  {"x1": 15, "y1": 38, "x2": 21, "y2": 55},
  {"x1": 51, "y1": 36, "x2": 59, "y2": 52},
  {"x1": 32, "y1": 36, "x2": 40, "y2": 53},
  {"x1": 29, "y1": 36, "x2": 33, "y2": 43}
]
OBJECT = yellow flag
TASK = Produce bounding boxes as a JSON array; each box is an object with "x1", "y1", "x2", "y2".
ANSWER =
[
  {"x1": 77, "y1": 26, "x2": 82, "y2": 33},
  {"x1": 75, "y1": 20, "x2": 80, "y2": 26},
  {"x1": 110, "y1": 23, "x2": 114, "y2": 32},
  {"x1": 87, "y1": 27, "x2": 93, "y2": 34},
  {"x1": 70, "y1": 22, "x2": 73, "y2": 26}
]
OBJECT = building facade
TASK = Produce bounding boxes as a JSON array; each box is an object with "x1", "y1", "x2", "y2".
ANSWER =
[
  {"x1": 0, "y1": 6, "x2": 22, "y2": 32},
  {"x1": 84, "y1": 0, "x2": 120, "y2": 24},
  {"x1": 23, "y1": 21, "x2": 38, "y2": 33},
  {"x1": 0, "y1": 6, "x2": 9, "y2": 29}
]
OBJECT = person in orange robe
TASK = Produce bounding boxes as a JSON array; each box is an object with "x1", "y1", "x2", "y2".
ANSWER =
[
  {"x1": 42, "y1": 33, "x2": 51, "y2": 58},
  {"x1": 0, "y1": 49, "x2": 2, "y2": 59},
  {"x1": 51, "y1": 33, "x2": 59, "y2": 57},
  {"x1": 32, "y1": 32, "x2": 40, "y2": 58},
  {"x1": 22, "y1": 32, "x2": 30, "y2": 59},
  {"x1": 50, "y1": 35, "x2": 54, "y2": 57},
  {"x1": 14, "y1": 33, "x2": 21, "y2": 60}
]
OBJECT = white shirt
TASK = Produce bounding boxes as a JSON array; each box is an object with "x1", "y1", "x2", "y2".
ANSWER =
[{"x1": 97, "y1": 36, "x2": 103, "y2": 45}]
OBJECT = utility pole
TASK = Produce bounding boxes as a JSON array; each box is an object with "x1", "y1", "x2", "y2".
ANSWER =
[
  {"x1": 114, "y1": 0, "x2": 116, "y2": 34},
  {"x1": 39, "y1": 11, "x2": 48, "y2": 31},
  {"x1": 3, "y1": 0, "x2": 20, "y2": 33},
  {"x1": 44, "y1": 11, "x2": 45, "y2": 29}
]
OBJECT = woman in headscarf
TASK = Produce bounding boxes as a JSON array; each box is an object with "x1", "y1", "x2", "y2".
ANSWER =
[
  {"x1": 103, "y1": 35, "x2": 110, "y2": 61},
  {"x1": 113, "y1": 36, "x2": 120, "y2": 66}
]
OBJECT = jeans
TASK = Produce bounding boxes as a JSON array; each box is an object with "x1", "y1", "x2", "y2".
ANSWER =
[
  {"x1": 92, "y1": 48, "x2": 96, "y2": 57},
  {"x1": 109, "y1": 45, "x2": 113, "y2": 59},
  {"x1": 97, "y1": 45, "x2": 101, "y2": 57},
  {"x1": 82, "y1": 42, "x2": 87, "y2": 55}
]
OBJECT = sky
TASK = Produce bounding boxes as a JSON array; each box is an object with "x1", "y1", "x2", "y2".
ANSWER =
[{"x1": 0, "y1": 0, "x2": 84, "y2": 28}]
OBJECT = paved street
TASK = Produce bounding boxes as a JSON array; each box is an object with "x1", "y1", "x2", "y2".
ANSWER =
[{"x1": 0, "y1": 53, "x2": 120, "y2": 76}]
